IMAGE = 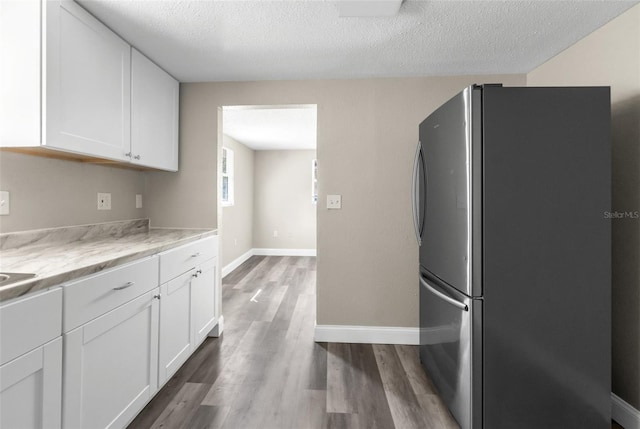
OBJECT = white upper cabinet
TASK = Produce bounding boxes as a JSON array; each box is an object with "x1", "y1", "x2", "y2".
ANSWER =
[
  {"x1": 0, "y1": 0, "x2": 41, "y2": 147},
  {"x1": 131, "y1": 49, "x2": 179, "y2": 171},
  {"x1": 45, "y1": 0, "x2": 131, "y2": 161},
  {"x1": 0, "y1": 0, "x2": 179, "y2": 171}
]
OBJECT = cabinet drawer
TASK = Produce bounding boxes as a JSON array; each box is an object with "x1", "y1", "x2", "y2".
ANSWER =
[
  {"x1": 63, "y1": 256, "x2": 159, "y2": 332},
  {"x1": 0, "y1": 288, "x2": 62, "y2": 366},
  {"x1": 159, "y1": 236, "x2": 218, "y2": 284}
]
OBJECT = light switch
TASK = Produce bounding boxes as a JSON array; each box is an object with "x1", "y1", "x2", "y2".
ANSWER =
[
  {"x1": 327, "y1": 194, "x2": 342, "y2": 209},
  {"x1": 136, "y1": 194, "x2": 143, "y2": 209},
  {"x1": 0, "y1": 191, "x2": 10, "y2": 215}
]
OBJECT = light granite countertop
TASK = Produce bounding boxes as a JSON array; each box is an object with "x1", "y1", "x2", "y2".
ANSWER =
[{"x1": 0, "y1": 219, "x2": 217, "y2": 303}]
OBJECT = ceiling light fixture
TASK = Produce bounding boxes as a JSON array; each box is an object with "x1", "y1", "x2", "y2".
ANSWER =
[{"x1": 336, "y1": 0, "x2": 403, "y2": 18}]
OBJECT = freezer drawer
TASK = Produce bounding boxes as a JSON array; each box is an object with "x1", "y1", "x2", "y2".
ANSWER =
[{"x1": 419, "y1": 271, "x2": 482, "y2": 429}]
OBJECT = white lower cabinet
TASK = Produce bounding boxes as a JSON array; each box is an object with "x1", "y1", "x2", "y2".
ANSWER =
[
  {"x1": 158, "y1": 271, "x2": 194, "y2": 387},
  {"x1": 0, "y1": 236, "x2": 218, "y2": 429},
  {"x1": 157, "y1": 261, "x2": 219, "y2": 386},
  {"x1": 192, "y1": 257, "x2": 218, "y2": 345},
  {"x1": 0, "y1": 337, "x2": 62, "y2": 429},
  {"x1": 63, "y1": 289, "x2": 159, "y2": 429},
  {"x1": 0, "y1": 288, "x2": 63, "y2": 429},
  {"x1": 158, "y1": 237, "x2": 219, "y2": 387}
]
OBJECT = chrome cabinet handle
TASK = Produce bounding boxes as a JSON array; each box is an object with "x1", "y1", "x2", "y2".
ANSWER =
[
  {"x1": 125, "y1": 152, "x2": 132, "y2": 158},
  {"x1": 420, "y1": 276, "x2": 468, "y2": 312},
  {"x1": 191, "y1": 252, "x2": 201, "y2": 258},
  {"x1": 113, "y1": 281, "x2": 134, "y2": 291},
  {"x1": 134, "y1": 155, "x2": 141, "y2": 160},
  {"x1": 153, "y1": 294, "x2": 161, "y2": 300}
]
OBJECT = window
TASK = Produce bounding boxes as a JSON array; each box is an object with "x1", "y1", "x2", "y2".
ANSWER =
[
  {"x1": 312, "y1": 159, "x2": 318, "y2": 204},
  {"x1": 222, "y1": 147, "x2": 234, "y2": 206}
]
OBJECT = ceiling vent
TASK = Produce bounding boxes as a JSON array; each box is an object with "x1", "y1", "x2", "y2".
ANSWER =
[{"x1": 336, "y1": 0, "x2": 403, "y2": 17}]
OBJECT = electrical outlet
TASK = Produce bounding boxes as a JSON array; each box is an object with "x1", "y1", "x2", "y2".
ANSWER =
[
  {"x1": 97, "y1": 193, "x2": 111, "y2": 210},
  {"x1": 273, "y1": 230, "x2": 278, "y2": 238},
  {"x1": 327, "y1": 194, "x2": 342, "y2": 209},
  {"x1": 0, "y1": 191, "x2": 10, "y2": 215},
  {"x1": 136, "y1": 194, "x2": 142, "y2": 209}
]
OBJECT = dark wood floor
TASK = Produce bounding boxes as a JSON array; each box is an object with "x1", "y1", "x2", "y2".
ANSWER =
[{"x1": 129, "y1": 255, "x2": 624, "y2": 429}]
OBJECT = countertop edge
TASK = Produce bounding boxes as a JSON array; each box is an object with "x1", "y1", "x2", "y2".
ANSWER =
[{"x1": 0, "y1": 229, "x2": 217, "y2": 304}]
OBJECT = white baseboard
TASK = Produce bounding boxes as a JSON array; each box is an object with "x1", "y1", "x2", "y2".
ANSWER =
[
  {"x1": 613, "y1": 393, "x2": 640, "y2": 429},
  {"x1": 314, "y1": 324, "x2": 419, "y2": 345},
  {"x1": 253, "y1": 248, "x2": 316, "y2": 257},
  {"x1": 222, "y1": 250, "x2": 253, "y2": 278}
]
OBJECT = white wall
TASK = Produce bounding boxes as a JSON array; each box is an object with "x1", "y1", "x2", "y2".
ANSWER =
[
  {"x1": 528, "y1": 3, "x2": 640, "y2": 413},
  {"x1": 0, "y1": 151, "x2": 147, "y2": 233},
  {"x1": 221, "y1": 134, "x2": 254, "y2": 268},
  {"x1": 253, "y1": 150, "x2": 316, "y2": 250}
]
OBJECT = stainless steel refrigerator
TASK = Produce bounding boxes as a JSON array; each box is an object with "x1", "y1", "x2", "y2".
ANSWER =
[{"x1": 412, "y1": 85, "x2": 611, "y2": 429}]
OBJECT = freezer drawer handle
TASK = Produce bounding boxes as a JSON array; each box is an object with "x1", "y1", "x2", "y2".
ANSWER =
[{"x1": 420, "y1": 276, "x2": 468, "y2": 311}]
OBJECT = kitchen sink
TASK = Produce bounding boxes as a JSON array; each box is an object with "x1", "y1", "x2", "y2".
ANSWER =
[{"x1": 0, "y1": 272, "x2": 36, "y2": 286}]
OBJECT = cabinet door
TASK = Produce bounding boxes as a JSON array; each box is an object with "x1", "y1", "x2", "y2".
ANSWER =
[
  {"x1": 63, "y1": 290, "x2": 159, "y2": 429},
  {"x1": 158, "y1": 271, "x2": 194, "y2": 387},
  {"x1": 192, "y1": 257, "x2": 218, "y2": 345},
  {"x1": 44, "y1": 0, "x2": 131, "y2": 161},
  {"x1": 131, "y1": 48, "x2": 179, "y2": 171},
  {"x1": 0, "y1": 337, "x2": 62, "y2": 429},
  {"x1": 0, "y1": 0, "x2": 41, "y2": 146}
]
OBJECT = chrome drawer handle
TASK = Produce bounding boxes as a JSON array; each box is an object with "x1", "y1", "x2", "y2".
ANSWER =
[
  {"x1": 420, "y1": 276, "x2": 468, "y2": 312},
  {"x1": 113, "y1": 281, "x2": 135, "y2": 291},
  {"x1": 191, "y1": 252, "x2": 201, "y2": 258}
]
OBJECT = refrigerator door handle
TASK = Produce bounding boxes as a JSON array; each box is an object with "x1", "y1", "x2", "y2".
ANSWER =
[
  {"x1": 420, "y1": 275, "x2": 469, "y2": 312},
  {"x1": 412, "y1": 141, "x2": 423, "y2": 245}
]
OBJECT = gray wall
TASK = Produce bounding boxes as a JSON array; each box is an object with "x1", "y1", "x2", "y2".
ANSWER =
[
  {"x1": 219, "y1": 140, "x2": 316, "y2": 267},
  {"x1": 528, "y1": 3, "x2": 640, "y2": 411},
  {"x1": 253, "y1": 150, "x2": 317, "y2": 250},
  {"x1": 146, "y1": 74, "x2": 526, "y2": 328},
  {"x1": 145, "y1": 90, "x2": 219, "y2": 230},
  {"x1": 0, "y1": 151, "x2": 147, "y2": 232},
  {"x1": 221, "y1": 134, "x2": 254, "y2": 267}
]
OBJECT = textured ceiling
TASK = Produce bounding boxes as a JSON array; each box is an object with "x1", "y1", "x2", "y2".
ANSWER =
[
  {"x1": 78, "y1": 0, "x2": 638, "y2": 83},
  {"x1": 222, "y1": 106, "x2": 318, "y2": 150}
]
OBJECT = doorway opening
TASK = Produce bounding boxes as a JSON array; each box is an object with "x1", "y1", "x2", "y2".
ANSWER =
[{"x1": 218, "y1": 104, "x2": 318, "y2": 277}]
